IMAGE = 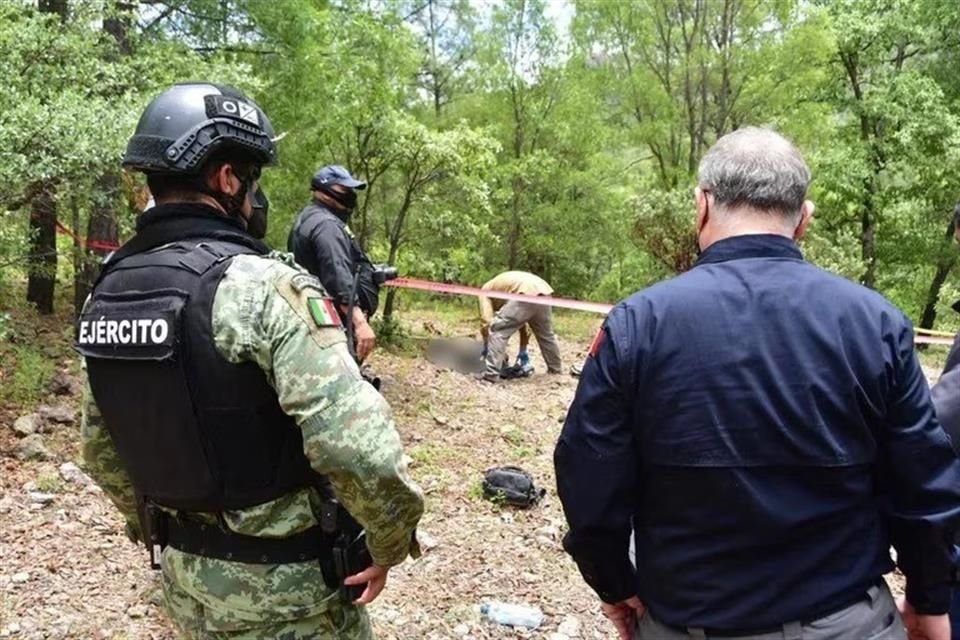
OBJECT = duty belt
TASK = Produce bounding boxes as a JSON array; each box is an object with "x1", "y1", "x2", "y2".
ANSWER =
[{"x1": 163, "y1": 515, "x2": 330, "y2": 564}]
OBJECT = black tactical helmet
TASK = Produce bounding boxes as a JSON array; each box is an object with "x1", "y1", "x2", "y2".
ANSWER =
[{"x1": 122, "y1": 83, "x2": 277, "y2": 174}]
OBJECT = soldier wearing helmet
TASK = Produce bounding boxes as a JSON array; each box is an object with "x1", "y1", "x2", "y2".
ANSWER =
[{"x1": 77, "y1": 83, "x2": 423, "y2": 638}]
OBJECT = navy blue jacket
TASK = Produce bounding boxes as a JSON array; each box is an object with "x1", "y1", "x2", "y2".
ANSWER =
[
  {"x1": 555, "y1": 234, "x2": 960, "y2": 630},
  {"x1": 932, "y1": 304, "x2": 960, "y2": 447}
]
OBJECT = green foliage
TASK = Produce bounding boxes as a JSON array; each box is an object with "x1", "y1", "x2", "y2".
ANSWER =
[
  {"x1": 35, "y1": 472, "x2": 66, "y2": 494},
  {"x1": 0, "y1": 0, "x2": 259, "y2": 295},
  {"x1": 372, "y1": 314, "x2": 411, "y2": 350},
  {"x1": 5, "y1": 0, "x2": 960, "y2": 329},
  {"x1": 1, "y1": 344, "x2": 56, "y2": 406}
]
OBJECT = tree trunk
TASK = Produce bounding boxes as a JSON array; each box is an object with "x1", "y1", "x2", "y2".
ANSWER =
[
  {"x1": 74, "y1": 1, "x2": 129, "y2": 311},
  {"x1": 26, "y1": 185, "x2": 57, "y2": 314},
  {"x1": 381, "y1": 187, "x2": 414, "y2": 323},
  {"x1": 38, "y1": 0, "x2": 66, "y2": 19},
  {"x1": 507, "y1": 175, "x2": 523, "y2": 269},
  {"x1": 26, "y1": 0, "x2": 69, "y2": 314},
  {"x1": 428, "y1": 0, "x2": 442, "y2": 118},
  {"x1": 75, "y1": 174, "x2": 121, "y2": 309},
  {"x1": 103, "y1": 1, "x2": 135, "y2": 55},
  {"x1": 71, "y1": 195, "x2": 84, "y2": 315},
  {"x1": 918, "y1": 219, "x2": 958, "y2": 330},
  {"x1": 382, "y1": 287, "x2": 398, "y2": 323}
]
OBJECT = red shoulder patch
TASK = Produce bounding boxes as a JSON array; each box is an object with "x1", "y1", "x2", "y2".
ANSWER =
[{"x1": 588, "y1": 327, "x2": 606, "y2": 358}]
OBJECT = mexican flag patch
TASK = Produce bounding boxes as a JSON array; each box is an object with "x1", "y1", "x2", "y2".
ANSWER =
[{"x1": 307, "y1": 297, "x2": 343, "y2": 328}]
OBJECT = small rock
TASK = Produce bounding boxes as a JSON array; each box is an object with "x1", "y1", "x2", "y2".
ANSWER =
[
  {"x1": 28, "y1": 492, "x2": 55, "y2": 505},
  {"x1": 39, "y1": 404, "x2": 76, "y2": 425},
  {"x1": 148, "y1": 587, "x2": 165, "y2": 608},
  {"x1": 11, "y1": 572, "x2": 29, "y2": 583},
  {"x1": 59, "y1": 462, "x2": 92, "y2": 486},
  {"x1": 557, "y1": 615, "x2": 581, "y2": 637},
  {"x1": 127, "y1": 604, "x2": 148, "y2": 618},
  {"x1": 548, "y1": 633, "x2": 570, "y2": 640},
  {"x1": 379, "y1": 608, "x2": 401, "y2": 623},
  {"x1": 49, "y1": 370, "x2": 81, "y2": 396},
  {"x1": 14, "y1": 434, "x2": 51, "y2": 461},
  {"x1": 536, "y1": 525, "x2": 560, "y2": 540},
  {"x1": 12, "y1": 414, "x2": 40, "y2": 437},
  {"x1": 417, "y1": 529, "x2": 439, "y2": 550},
  {"x1": 432, "y1": 413, "x2": 449, "y2": 425},
  {"x1": 500, "y1": 513, "x2": 514, "y2": 524},
  {"x1": 536, "y1": 535, "x2": 554, "y2": 547},
  {"x1": 454, "y1": 623, "x2": 470, "y2": 636},
  {"x1": 2, "y1": 622, "x2": 22, "y2": 636}
]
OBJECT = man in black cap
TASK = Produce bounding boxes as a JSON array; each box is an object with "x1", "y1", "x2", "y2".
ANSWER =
[{"x1": 288, "y1": 165, "x2": 378, "y2": 361}]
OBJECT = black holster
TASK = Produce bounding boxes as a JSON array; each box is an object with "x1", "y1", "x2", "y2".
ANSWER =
[
  {"x1": 319, "y1": 499, "x2": 373, "y2": 603},
  {"x1": 141, "y1": 501, "x2": 168, "y2": 570}
]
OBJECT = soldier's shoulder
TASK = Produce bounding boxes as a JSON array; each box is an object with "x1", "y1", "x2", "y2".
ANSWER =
[
  {"x1": 222, "y1": 252, "x2": 302, "y2": 286},
  {"x1": 214, "y1": 254, "x2": 304, "y2": 320}
]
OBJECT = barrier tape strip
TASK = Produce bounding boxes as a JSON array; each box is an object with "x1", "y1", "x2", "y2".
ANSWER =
[
  {"x1": 40, "y1": 228, "x2": 960, "y2": 346},
  {"x1": 55, "y1": 221, "x2": 121, "y2": 252},
  {"x1": 384, "y1": 277, "x2": 615, "y2": 314},
  {"x1": 385, "y1": 277, "x2": 957, "y2": 347}
]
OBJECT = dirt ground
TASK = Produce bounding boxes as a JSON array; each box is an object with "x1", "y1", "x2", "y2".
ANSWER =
[
  {"x1": 0, "y1": 304, "x2": 915, "y2": 639},
  {"x1": 0, "y1": 307, "x2": 615, "y2": 639}
]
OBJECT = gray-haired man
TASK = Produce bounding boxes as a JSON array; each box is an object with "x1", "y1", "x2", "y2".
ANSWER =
[{"x1": 555, "y1": 127, "x2": 960, "y2": 640}]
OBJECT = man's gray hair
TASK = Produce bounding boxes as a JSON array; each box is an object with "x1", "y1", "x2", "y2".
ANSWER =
[{"x1": 697, "y1": 127, "x2": 811, "y2": 217}]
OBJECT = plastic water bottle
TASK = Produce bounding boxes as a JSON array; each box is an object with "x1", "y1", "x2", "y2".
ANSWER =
[{"x1": 480, "y1": 601, "x2": 544, "y2": 629}]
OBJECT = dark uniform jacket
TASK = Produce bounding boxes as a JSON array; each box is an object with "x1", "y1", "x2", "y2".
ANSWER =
[
  {"x1": 932, "y1": 303, "x2": 960, "y2": 447},
  {"x1": 555, "y1": 234, "x2": 960, "y2": 631},
  {"x1": 930, "y1": 308, "x2": 960, "y2": 640},
  {"x1": 287, "y1": 201, "x2": 378, "y2": 316}
]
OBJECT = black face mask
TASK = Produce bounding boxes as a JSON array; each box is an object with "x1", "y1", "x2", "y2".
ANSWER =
[
  {"x1": 321, "y1": 186, "x2": 358, "y2": 213},
  {"x1": 195, "y1": 164, "x2": 260, "y2": 229},
  {"x1": 246, "y1": 185, "x2": 269, "y2": 239}
]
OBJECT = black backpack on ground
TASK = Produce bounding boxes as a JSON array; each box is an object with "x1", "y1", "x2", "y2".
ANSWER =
[{"x1": 482, "y1": 466, "x2": 545, "y2": 508}]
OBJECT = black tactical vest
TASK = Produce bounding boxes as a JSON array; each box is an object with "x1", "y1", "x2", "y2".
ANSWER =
[{"x1": 76, "y1": 205, "x2": 317, "y2": 513}]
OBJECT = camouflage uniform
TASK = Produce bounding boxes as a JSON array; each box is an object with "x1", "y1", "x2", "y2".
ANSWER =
[{"x1": 82, "y1": 251, "x2": 424, "y2": 639}]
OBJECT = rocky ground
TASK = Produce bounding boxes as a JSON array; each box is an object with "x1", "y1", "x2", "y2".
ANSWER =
[
  {"x1": 0, "y1": 307, "x2": 615, "y2": 639},
  {"x1": 0, "y1": 305, "x2": 922, "y2": 639}
]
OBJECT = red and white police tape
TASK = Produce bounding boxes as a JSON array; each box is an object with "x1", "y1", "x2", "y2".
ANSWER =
[
  {"x1": 384, "y1": 278, "x2": 956, "y2": 347},
  {"x1": 384, "y1": 277, "x2": 615, "y2": 314},
  {"x1": 55, "y1": 221, "x2": 122, "y2": 252},
  {"x1": 51, "y1": 223, "x2": 955, "y2": 348}
]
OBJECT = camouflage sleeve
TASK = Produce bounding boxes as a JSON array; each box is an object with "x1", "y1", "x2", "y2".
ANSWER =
[
  {"x1": 80, "y1": 376, "x2": 141, "y2": 542},
  {"x1": 212, "y1": 254, "x2": 424, "y2": 567}
]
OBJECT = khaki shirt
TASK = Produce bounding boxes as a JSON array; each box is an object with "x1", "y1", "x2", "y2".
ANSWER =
[{"x1": 478, "y1": 271, "x2": 553, "y2": 324}]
